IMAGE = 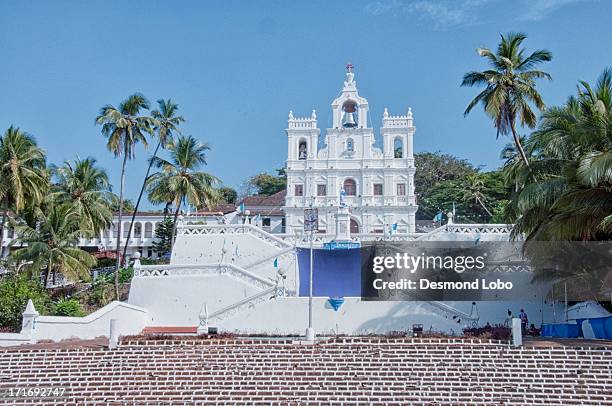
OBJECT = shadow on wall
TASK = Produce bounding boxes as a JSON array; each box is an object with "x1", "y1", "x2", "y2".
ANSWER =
[{"x1": 355, "y1": 302, "x2": 448, "y2": 334}]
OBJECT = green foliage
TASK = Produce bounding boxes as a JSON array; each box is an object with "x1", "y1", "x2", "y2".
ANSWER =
[
  {"x1": 11, "y1": 203, "x2": 97, "y2": 284},
  {"x1": 151, "y1": 99, "x2": 185, "y2": 148},
  {"x1": 51, "y1": 297, "x2": 85, "y2": 317},
  {"x1": 110, "y1": 198, "x2": 135, "y2": 213},
  {"x1": 147, "y1": 135, "x2": 219, "y2": 248},
  {"x1": 96, "y1": 257, "x2": 116, "y2": 269},
  {"x1": 119, "y1": 267, "x2": 133, "y2": 284},
  {"x1": 508, "y1": 68, "x2": 612, "y2": 242},
  {"x1": 419, "y1": 168, "x2": 511, "y2": 223},
  {"x1": 97, "y1": 93, "x2": 154, "y2": 299},
  {"x1": 415, "y1": 152, "x2": 511, "y2": 222},
  {"x1": 218, "y1": 187, "x2": 238, "y2": 204},
  {"x1": 0, "y1": 274, "x2": 50, "y2": 331},
  {"x1": 51, "y1": 157, "x2": 114, "y2": 234},
  {"x1": 415, "y1": 151, "x2": 477, "y2": 187},
  {"x1": 152, "y1": 217, "x2": 173, "y2": 257},
  {"x1": 462, "y1": 32, "x2": 552, "y2": 165},
  {"x1": 89, "y1": 277, "x2": 114, "y2": 307},
  {"x1": 0, "y1": 126, "x2": 48, "y2": 215},
  {"x1": 242, "y1": 168, "x2": 286, "y2": 196},
  {"x1": 96, "y1": 93, "x2": 153, "y2": 160}
]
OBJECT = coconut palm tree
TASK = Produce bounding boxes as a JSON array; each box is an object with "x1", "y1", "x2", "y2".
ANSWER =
[
  {"x1": 462, "y1": 32, "x2": 552, "y2": 166},
  {"x1": 52, "y1": 157, "x2": 114, "y2": 235},
  {"x1": 461, "y1": 174, "x2": 493, "y2": 217},
  {"x1": 121, "y1": 99, "x2": 184, "y2": 261},
  {"x1": 147, "y1": 135, "x2": 219, "y2": 248},
  {"x1": 0, "y1": 127, "x2": 48, "y2": 256},
  {"x1": 96, "y1": 93, "x2": 153, "y2": 298},
  {"x1": 510, "y1": 68, "x2": 612, "y2": 241},
  {"x1": 11, "y1": 203, "x2": 96, "y2": 287}
]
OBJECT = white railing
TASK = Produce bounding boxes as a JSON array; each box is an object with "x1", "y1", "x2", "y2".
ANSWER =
[
  {"x1": 446, "y1": 224, "x2": 513, "y2": 234},
  {"x1": 241, "y1": 246, "x2": 295, "y2": 270},
  {"x1": 288, "y1": 117, "x2": 317, "y2": 129},
  {"x1": 382, "y1": 117, "x2": 409, "y2": 127},
  {"x1": 206, "y1": 286, "x2": 279, "y2": 322},
  {"x1": 427, "y1": 301, "x2": 480, "y2": 323},
  {"x1": 276, "y1": 232, "x2": 428, "y2": 245},
  {"x1": 133, "y1": 263, "x2": 274, "y2": 290},
  {"x1": 178, "y1": 223, "x2": 292, "y2": 250}
]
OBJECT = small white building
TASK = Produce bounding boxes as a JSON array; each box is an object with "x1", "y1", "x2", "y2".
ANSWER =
[
  {"x1": 0, "y1": 206, "x2": 237, "y2": 261},
  {"x1": 283, "y1": 66, "x2": 418, "y2": 236}
]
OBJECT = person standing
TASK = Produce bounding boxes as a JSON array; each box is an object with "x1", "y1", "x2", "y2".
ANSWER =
[
  {"x1": 505, "y1": 309, "x2": 513, "y2": 327},
  {"x1": 519, "y1": 308, "x2": 529, "y2": 335}
]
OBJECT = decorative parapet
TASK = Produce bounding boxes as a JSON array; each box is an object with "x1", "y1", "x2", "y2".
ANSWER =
[
  {"x1": 287, "y1": 110, "x2": 318, "y2": 129},
  {"x1": 134, "y1": 262, "x2": 275, "y2": 290},
  {"x1": 276, "y1": 232, "x2": 424, "y2": 246},
  {"x1": 382, "y1": 107, "x2": 413, "y2": 128},
  {"x1": 206, "y1": 286, "x2": 278, "y2": 322},
  {"x1": 446, "y1": 224, "x2": 513, "y2": 234},
  {"x1": 177, "y1": 223, "x2": 293, "y2": 250}
]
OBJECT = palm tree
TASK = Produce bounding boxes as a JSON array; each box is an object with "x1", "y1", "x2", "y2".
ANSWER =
[
  {"x1": 11, "y1": 203, "x2": 96, "y2": 287},
  {"x1": 462, "y1": 32, "x2": 552, "y2": 166},
  {"x1": 461, "y1": 174, "x2": 492, "y2": 217},
  {"x1": 96, "y1": 93, "x2": 153, "y2": 298},
  {"x1": 121, "y1": 99, "x2": 184, "y2": 261},
  {"x1": 0, "y1": 127, "x2": 48, "y2": 256},
  {"x1": 509, "y1": 68, "x2": 612, "y2": 242},
  {"x1": 147, "y1": 135, "x2": 219, "y2": 247},
  {"x1": 52, "y1": 157, "x2": 114, "y2": 235}
]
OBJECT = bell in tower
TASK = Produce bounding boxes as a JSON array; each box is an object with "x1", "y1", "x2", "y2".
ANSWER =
[{"x1": 342, "y1": 100, "x2": 358, "y2": 128}]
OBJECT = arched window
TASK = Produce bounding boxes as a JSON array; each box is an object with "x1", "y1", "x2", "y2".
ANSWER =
[
  {"x1": 134, "y1": 223, "x2": 142, "y2": 238},
  {"x1": 343, "y1": 178, "x2": 357, "y2": 196},
  {"x1": 145, "y1": 222, "x2": 153, "y2": 238},
  {"x1": 346, "y1": 138, "x2": 354, "y2": 152},
  {"x1": 123, "y1": 222, "x2": 131, "y2": 238},
  {"x1": 342, "y1": 101, "x2": 358, "y2": 128},
  {"x1": 394, "y1": 137, "x2": 404, "y2": 158},
  {"x1": 298, "y1": 140, "x2": 307, "y2": 160}
]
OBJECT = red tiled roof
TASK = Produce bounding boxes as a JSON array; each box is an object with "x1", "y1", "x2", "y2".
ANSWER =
[
  {"x1": 114, "y1": 204, "x2": 236, "y2": 217},
  {"x1": 194, "y1": 204, "x2": 236, "y2": 215},
  {"x1": 240, "y1": 190, "x2": 286, "y2": 207}
]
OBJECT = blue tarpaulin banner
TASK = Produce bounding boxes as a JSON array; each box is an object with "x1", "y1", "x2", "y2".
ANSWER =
[{"x1": 297, "y1": 247, "x2": 361, "y2": 297}]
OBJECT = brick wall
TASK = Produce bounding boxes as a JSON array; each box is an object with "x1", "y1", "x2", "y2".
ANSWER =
[{"x1": 0, "y1": 337, "x2": 610, "y2": 405}]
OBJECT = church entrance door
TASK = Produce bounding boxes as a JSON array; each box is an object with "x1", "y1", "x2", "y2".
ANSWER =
[{"x1": 350, "y1": 219, "x2": 359, "y2": 235}]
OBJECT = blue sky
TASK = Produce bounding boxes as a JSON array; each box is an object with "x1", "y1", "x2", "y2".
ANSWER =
[{"x1": 1, "y1": 0, "x2": 611, "y2": 208}]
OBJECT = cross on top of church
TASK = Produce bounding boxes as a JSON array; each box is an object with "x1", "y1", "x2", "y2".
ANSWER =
[{"x1": 346, "y1": 63, "x2": 354, "y2": 73}]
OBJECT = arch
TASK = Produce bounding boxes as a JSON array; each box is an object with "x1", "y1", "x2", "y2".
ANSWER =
[
  {"x1": 298, "y1": 138, "x2": 308, "y2": 160},
  {"x1": 144, "y1": 222, "x2": 153, "y2": 238},
  {"x1": 342, "y1": 100, "x2": 358, "y2": 128},
  {"x1": 343, "y1": 178, "x2": 357, "y2": 196},
  {"x1": 394, "y1": 137, "x2": 404, "y2": 158},
  {"x1": 122, "y1": 221, "x2": 131, "y2": 238},
  {"x1": 346, "y1": 137, "x2": 354, "y2": 152},
  {"x1": 350, "y1": 218, "x2": 360, "y2": 234},
  {"x1": 134, "y1": 222, "x2": 142, "y2": 238}
]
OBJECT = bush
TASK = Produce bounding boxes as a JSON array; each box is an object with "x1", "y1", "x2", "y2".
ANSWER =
[
  {"x1": 89, "y1": 278, "x2": 114, "y2": 307},
  {"x1": 463, "y1": 324, "x2": 511, "y2": 340},
  {"x1": 0, "y1": 274, "x2": 51, "y2": 331},
  {"x1": 119, "y1": 267, "x2": 133, "y2": 284},
  {"x1": 96, "y1": 258, "x2": 116, "y2": 268},
  {"x1": 51, "y1": 297, "x2": 85, "y2": 317}
]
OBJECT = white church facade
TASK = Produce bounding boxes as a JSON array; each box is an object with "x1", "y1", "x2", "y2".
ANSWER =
[{"x1": 283, "y1": 66, "x2": 418, "y2": 235}]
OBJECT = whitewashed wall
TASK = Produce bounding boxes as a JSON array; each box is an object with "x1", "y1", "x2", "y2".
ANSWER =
[{"x1": 0, "y1": 301, "x2": 148, "y2": 347}]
